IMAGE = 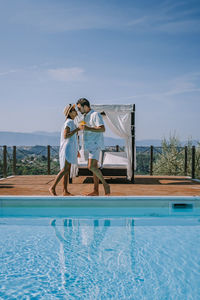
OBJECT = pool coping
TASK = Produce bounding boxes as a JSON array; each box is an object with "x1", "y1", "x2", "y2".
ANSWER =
[
  {"x1": 0, "y1": 195, "x2": 200, "y2": 201},
  {"x1": 1, "y1": 196, "x2": 200, "y2": 217}
]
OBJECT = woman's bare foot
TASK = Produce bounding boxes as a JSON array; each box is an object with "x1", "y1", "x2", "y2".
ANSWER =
[
  {"x1": 50, "y1": 219, "x2": 56, "y2": 226},
  {"x1": 82, "y1": 191, "x2": 99, "y2": 196},
  {"x1": 63, "y1": 191, "x2": 74, "y2": 196},
  {"x1": 49, "y1": 187, "x2": 57, "y2": 196},
  {"x1": 104, "y1": 184, "x2": 110, "y2": 195}
]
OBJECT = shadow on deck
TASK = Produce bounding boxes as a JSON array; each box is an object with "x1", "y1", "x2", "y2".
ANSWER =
[{"x1": 82, "y1": 175, "x2": 197, "y2": 185}]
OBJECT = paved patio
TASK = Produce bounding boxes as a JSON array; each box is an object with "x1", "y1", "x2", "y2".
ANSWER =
[{"x1": 0, "y1": 175, "x2": 200, "y2": 196}]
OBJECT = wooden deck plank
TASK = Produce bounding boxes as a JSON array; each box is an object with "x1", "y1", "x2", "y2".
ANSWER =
[{"x1": 0, "y1": 175, "x2": 200, "y2": 196}]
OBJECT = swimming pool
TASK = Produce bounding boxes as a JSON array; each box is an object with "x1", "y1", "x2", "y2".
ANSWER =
[{"x1": 0, "y1": 196, "x2": 200, "y2": 299}]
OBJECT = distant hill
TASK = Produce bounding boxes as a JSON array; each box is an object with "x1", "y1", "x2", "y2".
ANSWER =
[
  {"x1": 136, "y1": 139, "x2": 162, "y2": 147},
  {"x1": 0, "y1": 131, "x2": 125, "y2": 146},
  {"x1": 0, "y1": 131, "x2": 60, "y2": 146},
  {"x1": 0, "y1": 131, "x2": 199, "y2": 147}
]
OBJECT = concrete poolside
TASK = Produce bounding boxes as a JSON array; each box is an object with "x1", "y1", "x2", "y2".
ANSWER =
[{"x1": 0, "y1": 175, "x2": 200, "y2": 196}]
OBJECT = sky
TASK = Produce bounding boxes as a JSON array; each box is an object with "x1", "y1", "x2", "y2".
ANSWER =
[{"x1": 0, "y1": 0, "x2": 200, "y2": 141}]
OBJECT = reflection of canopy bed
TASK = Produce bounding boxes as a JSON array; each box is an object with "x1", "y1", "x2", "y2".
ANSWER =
[{"x1": 75, "y1": 104, "x2": 135, "y2": 183}]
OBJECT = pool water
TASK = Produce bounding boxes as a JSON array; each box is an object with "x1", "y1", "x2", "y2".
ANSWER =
[{"x1": 0, "y1": 197, "x2": 200, "y2": 299}]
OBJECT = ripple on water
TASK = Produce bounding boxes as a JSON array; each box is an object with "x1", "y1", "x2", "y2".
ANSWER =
[{"x1": 0, "y1": 219, "x2": 200, "y2": 299}]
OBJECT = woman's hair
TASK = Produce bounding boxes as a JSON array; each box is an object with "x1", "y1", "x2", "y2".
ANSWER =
[{"x1": 76, "y1": 98, "x2": 90, "y2": 108}]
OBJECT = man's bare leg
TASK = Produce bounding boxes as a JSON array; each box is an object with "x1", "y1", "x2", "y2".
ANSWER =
[
  {"x1": 84, "y1": 159, "x2": 110, "y2": 196},
  {"x1": 93, "y1": 172, "x2": 99, "y2": 194}
]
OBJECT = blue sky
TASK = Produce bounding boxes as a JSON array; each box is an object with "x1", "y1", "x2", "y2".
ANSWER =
[{"x1": 0, "y1": 0, "x2": 200, "y2": 140}]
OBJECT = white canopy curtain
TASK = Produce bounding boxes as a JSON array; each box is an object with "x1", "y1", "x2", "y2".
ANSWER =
[{"x1": 91, "y1": 104, "x2": 135, "y2": 180}]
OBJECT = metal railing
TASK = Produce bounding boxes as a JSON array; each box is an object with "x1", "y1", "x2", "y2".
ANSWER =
[
  {"x1": 135, "y1": 145, "x2": 199, "y2": 179},
  {"x1": 0, "y1": 145, "x2": 199, "y2": 179}
]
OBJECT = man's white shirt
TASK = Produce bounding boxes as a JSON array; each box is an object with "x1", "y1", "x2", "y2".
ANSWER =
[{"x1": 76, "y1": 109, "x2": 105, "y2": 151}]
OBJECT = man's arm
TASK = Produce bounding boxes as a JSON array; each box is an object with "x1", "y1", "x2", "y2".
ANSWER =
[
  {"x1": 84, "y1": 125, "x2": 105, "y2": 132},
  {"x1": 83, "y1": 112, "x2": 105, "y2": 132}
]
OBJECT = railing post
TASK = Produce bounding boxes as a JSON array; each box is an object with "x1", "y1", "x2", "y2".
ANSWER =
[
  {"x1": 184, "y1": 146, "x2": 187, "y2": 176},
  {"x1": 47, "y1": 145, "x2": 51, "y2": 175},
  {"x1": 13, "y1": 146, "x2": 16, "y2": 175},
  {"x1": 150, "y1": 145, "x2": 153, "y2": 175},
  {"x1": 3, "y1": 145, "x2": 7, "y2": 178},
  {"x1": 191, "y1": 146, "x2": 195, "y2": 179},
  {"x1": 116, "y1": 145, "x2": 119, "y2": 152},
  {"x1": 131, "y1": 105, "x2": 135, "y2": 183}
]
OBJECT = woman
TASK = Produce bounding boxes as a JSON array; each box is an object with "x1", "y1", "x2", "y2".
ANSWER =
[{"x1": 49, "y1": 104, "x2": 80, "y2": 196}]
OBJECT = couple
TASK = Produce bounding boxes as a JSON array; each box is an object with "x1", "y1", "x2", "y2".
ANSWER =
[{"x1": 49, "y1": 98, "x2": 110, "y2": 196}]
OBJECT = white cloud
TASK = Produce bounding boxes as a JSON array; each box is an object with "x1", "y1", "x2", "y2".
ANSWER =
[
  {"x1": 0, "y1": 65, "x2": 85, "y2": 82},
  {"x1": 0, "y1": 69, "x2": 18, "y2": 76},
  {"x1": 107, "y1": 72, "x2": 200, "y2": 102},
  {"x1": 0, "y1": 64, "x2": 47, "y2": 78},
  {"x1": 4, "y1": 0, "x2": 200, "y2": 34},
  {"x1": 47, "y1": 67, "x2": 85, "y2": 82},
  {"x1": 158, "y1": 20, "x2": 200, "y2": 34},
  {"x1": 126, "y1": 1, "x2": 200, "y2": 34},
  {"x1": 165, "y1": 72, "x2": 200, "y2": 95},
  {"x1": 8, "y1": 1, "x2": 118, "y2": 32}
]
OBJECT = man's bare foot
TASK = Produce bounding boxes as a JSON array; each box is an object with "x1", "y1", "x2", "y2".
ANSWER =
[
  {"x1": 82, "y1": 191, "x2": 99, "y2": 196},
  {"x1": 104, "y1": 184, "x2": 110, "y2": 195},
  {"x1": 49, "y1": 187, "x2": 57, "y2": 196},
  {"x1": 63, "y1": 191, "x2": 74, "y2": 196}
]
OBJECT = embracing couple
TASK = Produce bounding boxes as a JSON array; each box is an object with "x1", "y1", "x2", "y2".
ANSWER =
[{"x1": 49, "y1": 98, "x2": 110, "y2": 196}]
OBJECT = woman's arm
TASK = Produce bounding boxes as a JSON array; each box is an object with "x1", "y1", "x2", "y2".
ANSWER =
[{"x1": 64, "y1": 126, "x2": 80, "y2": 139}]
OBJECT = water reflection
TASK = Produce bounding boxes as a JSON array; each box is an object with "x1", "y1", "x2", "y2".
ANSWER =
[{"x1": 51, "y1": 218, "x2": 135, "y2": 299}]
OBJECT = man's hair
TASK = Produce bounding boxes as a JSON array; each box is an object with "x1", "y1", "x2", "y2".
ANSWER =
[{"x1": 76, "y1": 98, "x2": 90, "y2": 108}]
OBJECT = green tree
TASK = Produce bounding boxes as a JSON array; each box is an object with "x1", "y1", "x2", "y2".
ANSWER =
[{"x1": 154, "y1": 135, "x2": 200, "y2": 179}]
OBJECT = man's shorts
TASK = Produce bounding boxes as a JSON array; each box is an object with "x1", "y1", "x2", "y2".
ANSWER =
[{"x1": 84, "y1": 148, "x2": 100, "y2": 161}]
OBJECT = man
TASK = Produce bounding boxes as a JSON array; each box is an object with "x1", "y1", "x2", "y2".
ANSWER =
[{"x1": 76, "y1": 98, "x2": 110, "y2": 196}]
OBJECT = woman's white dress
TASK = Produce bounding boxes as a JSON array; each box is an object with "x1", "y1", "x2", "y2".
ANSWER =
[{"x1": 59, "y1": 119, "x2": 78, "y2": 170}]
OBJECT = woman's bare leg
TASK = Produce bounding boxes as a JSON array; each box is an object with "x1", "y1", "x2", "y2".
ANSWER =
[
  {"x1": 49, "y1": 161, "x2": 71, "y2": 196},
  {"x1": 63, "y1": 167, "x2": 73, "y2": 196},
  {"x1": 63, "y1": 173, "x2": 68, "y2": 194}
]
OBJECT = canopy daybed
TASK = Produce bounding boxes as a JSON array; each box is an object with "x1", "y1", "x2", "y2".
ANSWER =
[{"x1": 71, "y1": 104, "x2": 135, "y2": 183}]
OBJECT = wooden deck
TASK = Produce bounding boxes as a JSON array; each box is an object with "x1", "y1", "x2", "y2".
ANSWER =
[{"x1": 0, "y1": 175, "x2": 200, "y2": 196}]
